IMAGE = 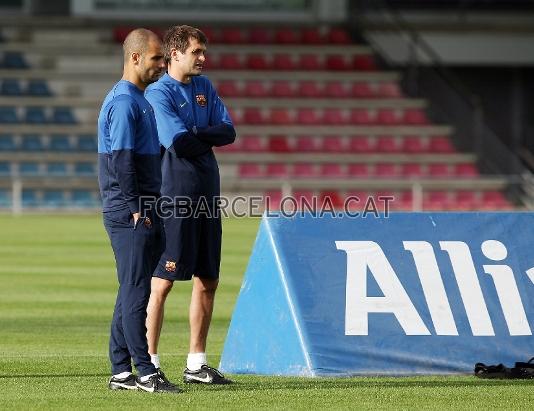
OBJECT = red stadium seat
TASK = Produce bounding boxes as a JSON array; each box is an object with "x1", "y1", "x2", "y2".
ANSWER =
[
  {"x1": 241, "y1": 135, "x2": 265, "y2": 152},
  {"x1": 454, "y1": 190, "x2": 478, "y2": 210},
  {"x1": 324, "y1": 81, "x2": 349, "y2": 98},
  {"x1": 244, "y1": 81, "x2": 268, "y2": 97},
  {"x1": 320, "y1": 163, "x2": 345, "y2": 178},
  {"x1": 297, "y1": 108, "x2": 320, "y2": 125},
  {"x1": 454, "y1": 163, "x2": 479, "y2": 177},
  {"x1": 226, "y1": 108, "x2": 241, "y2": 124},
  {"x1": 243, "y1": 108, "x2": 265, "y2": 124},
  {"x1": 275, "y1": 28, "x2": 299, "y2": 44},
  {"x1": 294, "y1": 191, "x2": 316, "y2": 208},
  {"x1": 238, "y1": 163, "x2": 263, "y2": 178},
  {"x1": 272, "y1": 81, "x2": 295, "y2": 97},
  {"x1": 221, "y1": 28, "x2": 245, "y2": 44},
  {"x1": 350, "y1": 108, "x2": 373, "y2": 124},
  {"x1": 301, "y1": 28, "x2": 324, "y2": 44},
  {"x1": 429, "y1": 136, "x2": 455, "y2": 153},
  {"x1": 347, "y1": 164, "x2": 369, "y2": 177},
  {"x1": 353, "y1": 55, "x2": 377, "y2": 71},
  {"x1": 351, "y1": 82, "x2": 375, "y2": 98},
  {"x1": 298, "y1": 54, "x2": 322, "y2": 71},
  {"x1": 319, "y1": 191, "x2": 344, "y2": 208},
  {"x1": 328, "y1": 28, "x2": 351, "y2": 44},
  {"x1": 398, "y1": 191, "x2": 414, "y2": 210},
  {"x1": 322, "y1": 108, "x2": 347, "y2": 125},
  {"x1": 481, "y1": 191, "x2": 510, "y2": 209},
  {"x1": 348, "y1": 136, "x2": 373, "y2": 153},
  {"x1": 273, "y1": 54, "x2": 295, "y2": 70},
  {"x1": 298, "y1": 81, "x2": 322, "y2": 97},
  {"x1": 269, "y1": 109, "x2": 292, "y2": 125},
  {"x1": 378, "y1": 82, "x2": 402, "y2": 98},
  {"x1": 268, "y1": 136, "x2": 291, "y2": 152},
  {"x1": 402, "y1": 136, "x2": 426, "y2": 153},
  {"x1": 322, "y1": 136, "x2": 344, "y2": 152},
  {"x1": 217, "y1": 80, "x2": 240, "y2": 97},
  {"x1": 295, "y1": 136, "x2": 319, "y2": 152},
  {"x1": 202, "y1": 54, "x2": 218, "y2": 70},
  {"x1": 428, "y1": 163, "x2": 451, "y2": 177},
  {"x1": 249, "y1": 27, "x2": 272, "y2": 44},
  {"x1": 401, "y1": 163, "x2": 423, "y2": 178},
  {"x1": 219, "y1": 54, "x2": 242, "y2": 70},
  {"x1": 266, "y1": 163, "x2": 289, "y2": 177},
  {"x1": 377, "y1": 109, "x2": 400, "y2": 125},
  {"x1": 292, "y1": 163, "x2": 317, "y2": 178},
  {"x1": 424, "y1": 191, "x2": 450, "y2": 210},
  {"x1": 374, "y1": 163, "x2": 398, "y2": 177},
  {"x1": 246, "y1": 54, "x2": 269, "y2": 70},
  {"x1": 113, "y1": 26, "x2": 133, "y2": 43},
  {"x1": 404, "y1": 108, "x2": 428, "y2": 125},
  {"x1": 376, "y1": 136, "x2": 398, "y2": 153},
  {"x1": 264, "y1": 190, "x2": 282, "y2": 210},
  {"x1": 326, "y1": 55, "x2": 350, "y2": 71},
  {"x1": 198, "y1": 26, "x2": 217, "y2": 42}
]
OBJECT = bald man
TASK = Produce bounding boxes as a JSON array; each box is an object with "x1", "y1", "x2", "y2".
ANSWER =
[{"x1": 98, "y1": 28, "x2": 178, "y2": 393}]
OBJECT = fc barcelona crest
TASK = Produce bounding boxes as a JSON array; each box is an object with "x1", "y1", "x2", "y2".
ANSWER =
[{"x1": 195, "y1": 94, "x2": 207, "y2": 107}]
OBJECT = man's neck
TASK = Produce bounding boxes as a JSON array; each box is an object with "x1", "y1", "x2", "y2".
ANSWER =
[
  {"x1": 121, "y1": 68, "x2": 145, "y2": 91},
  {"x1": 168, "y1": 66, "x2": 191, "y2": 84}
]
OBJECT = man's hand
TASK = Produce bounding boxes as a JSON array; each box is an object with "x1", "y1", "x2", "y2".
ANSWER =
[{"x1": 133, "y1": 212, "x2": 140, "y2": 224}]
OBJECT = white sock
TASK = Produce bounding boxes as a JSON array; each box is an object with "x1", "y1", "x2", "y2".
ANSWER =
[
  {"x1": 187, "y1": 352, "x2": 207, "y2": 371},
  {"x1": 150, "y1": 354, "x2": 160, "y2": 369},
  {"x1": 139, "y1": 372, "x2": 157, "y2": 383},
  {"x1": 113, "y1": 371, "x2": 132, "y2": 379}
]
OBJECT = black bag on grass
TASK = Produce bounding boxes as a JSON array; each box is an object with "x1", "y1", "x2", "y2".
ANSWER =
[{"x1": 474, "y1": 357, "x2": 534, "y2": 379}]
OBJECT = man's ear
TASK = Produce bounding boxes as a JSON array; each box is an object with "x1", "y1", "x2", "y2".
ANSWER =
[
  {"x1": 170, "y1": 48, "x2": 180, "y2": 62},
  {"x1": 131, "y1": 52, "x2": 141, "y2": 65}
]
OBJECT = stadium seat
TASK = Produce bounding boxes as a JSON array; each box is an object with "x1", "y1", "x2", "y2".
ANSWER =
[
  {"x1": 78, "y1": 134, "x2": 97, "y2": 151},
  {"x1": 292, "y1": 163, "x2": 316, "y2": 178},
  {"x1": 320, "y1": 163, "x2": 345, "y2": 177},
  {"x1": 72, "y1": 190, "x2": 95, "y2": 207},
  {"x1": 327, "y1": 28, "x2": 351, "y2": 44},
  {"x1": 0, "y1": 134, "x2": 16, "y2": 150},
  {"x1": 49, "y1": 134, "x2": 71, "y2": 151},
  {"x1": 198, "y1": 26, "x2": 217, "y2": 43},
  {"x1": 264, "y1": 190, "x2": 282, "y2": 210},
  {"x1": 1, "y1": 78, "x2": 23, "y2": 95},
  {"x1": 326, "y1": 55, "x2": 350, "y2": 71},
  {"x1": 293, "y1": 190, "x2": 315, "y2": 205},
  {"x1": 19, "y1": 162, "x2": 39, "y2": 175},
  {"x1": 298, "y1": 54, "x2": 321, "y2": 71},
  {"x1": 297, "y1": 108, "x2": 319, "y2": 125},
  {"x1": 348, "y1": 136, "x2": 373, "y2": 153},
  {"x1": 454, "y1": 163, "x2": 479, "y2": 177},
  {"x1": 20, "y1": 134, "x2": 43, "y2": 151},
  {"x1": 322, "y1": 136, "x2": 344, "y2": 152},
  {"x1": 375, "y1": 136, "x2": 398, "y2": 153},
  {"x1": 377, "y1": 109, "x2": 399, "y2": 125},
  {"x1": 275, "y1": 28, "x2": 299, "y2": 44},
  {"x1": 53, "y1": 107, "x2": 77, "y2": 124},
  {"x1": 218, "y1": 80, "x2": 240, "y2": 97},
  {"x1": 353, "y1": 55, "x2": 377, "y2": 71},
  {"x1": 404, "y1": 108, "x2": 428, "y2": 125},
  {"x1": 246, "y1": 54, "x2": 269, "y2": 70},
  {"x1": 297, "y1": 81, "x2": 322, "y2": 98},
  {"x1": 351, "y1": 82, "x2": 374, "y2": 98},
  {"x1": 249, "y1": 27, "x2": 272, "y2": 44},
  {"x1": 429, "y1": 136, "x2": 455, "y2": 153},
  {"x1": 295, "y1": 136, "x2": 319, "y2": 152},
  {"x1": 401, "y1": 163, "x2": 424, "y2": 178},
  {"x1": 398, "y1": 191, "x2": 414, "y2": 210},
  {"x1": 219, "y1": 54, "x2": 242, "y2": 70},
  {"x1": 243, "y1": 108, "x2": 264, "y2": 124},
  {"x1": 74, "y1": 162, "x2": 95, "y2": 175},
  {"x1": 3, "y1": 51, "x2": 29, "y2": 69},
  {"x1": 347, "y1": 164, "x2": 369, "y2": 177},
  {"x1": 266, "y1": 163, "x2": 289, "y2": 177},
  {"x1": 271, "y1": 81, "x2": 294, "y2": 97},
  {"x1": 47, "y1": 162, "x2": 67, "y2": 175},
  {"x1": 244, "y1": 81, "x2": 268, "y2": 97},
  {"x1": 272, "y1": 54, "x2": 295, "y2": 71},
  {"x1": 269, "y1": 109, "x2": 292, "y2": 125},
  {"x1": 301, "y1": 28, "x2": 323, "y2": 45},
  {"x1": 240, "y1": 135, "x2": 265, "y2": 152},
  {"x1": 319, "y1": 190, "x2": 344, "y2": 208},
  {"x1": 402, "y1": 136, "x2": 426, "y2": 153},
  {"x1": 322, "y1": 108, "x2": 347, "y2": 125},
  {"x1": 424, "y1": 191, "x2": 450, "y2": 210},
  {"x1": 268, "y1": 136, "x2": 291, "y2": 152},
  {"x1": 428, "y1": 163, "x2": 451, "y2": 177},
  {"x1": 350, "y1": 108, "x2": 373, "y2": 124},
  {"x1": 221, "y1": 28, "x2": 245, "y2": 44},
  {"x1": 0, "y1": 107, "x2": 19, "y2": 123},
  {"x1": 0, "y1": 162, "x2": 10, "y2": 175},
  {"x1": 113, "y1": 26, "x2": 132, "y2": 43},
  {"x1": 238, "y1": 163, "x2": 263, "y2": 178},
  {"x1": 378, "y1": 82, "x2": 402, "y2": 98},
  {"x1": 374, "y1": 163, "x2": 398, "y2": 177},
  {"x1": 325, "y1": 82, "x2": 349, "y2": 98},
  {"x1": 43, "y1": 190, "x2": 65, "y2": 207},
  {"x1": 22, "y1": 189, "x2": 37, "y2": 207},
  {"x1": 25, "y1": 106, "x2": 47, "y2": 124},
  {"x1": 482, "y1": 191, "x2": 510, "y2": 209},
  {"x1": 27, "y1": 79, "x2": 52, "y2": 96},
  {"x1": 454, "y1": 190, "x2": 478, "y2": 210}
]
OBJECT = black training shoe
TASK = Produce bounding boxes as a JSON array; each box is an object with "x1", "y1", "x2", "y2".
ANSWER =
[
  {"x1": 136, "y1": 372, "x2": 182, "y2": 393},
  {"x1": 156, "y1": 368, "x2": 178, "y2": 389},
  {"x1": 108, "y1": 373, "x2": 137, "y2": 390},
  {"x1": 183, "y1": 365, "x2": 233, "y2": 385}
]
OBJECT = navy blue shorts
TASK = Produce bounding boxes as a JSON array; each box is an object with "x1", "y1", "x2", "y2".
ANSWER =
[{"x1": 154, "y1": 207, "x2": 221, "y2": 281}]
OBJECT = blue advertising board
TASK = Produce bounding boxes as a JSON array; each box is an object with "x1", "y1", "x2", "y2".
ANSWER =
[{"x1": 219, "y1": 212, "x2": 534, "y2": 376}]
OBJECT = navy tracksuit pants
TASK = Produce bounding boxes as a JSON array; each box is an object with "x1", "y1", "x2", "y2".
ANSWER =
[{"x1": 103, "y1": 208, "x2": 164, "y2": 377}]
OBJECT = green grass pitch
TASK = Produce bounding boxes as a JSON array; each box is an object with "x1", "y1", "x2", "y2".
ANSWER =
[{"x1": 0, "y1": 214, "x2": 532, "y2": 410}]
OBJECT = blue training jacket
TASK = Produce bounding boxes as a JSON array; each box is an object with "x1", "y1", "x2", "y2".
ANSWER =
[
  {"x1": 97, "y1": 80, "x2": 162, "y2": 214},
  {"x1": 145, "y1": 73, "x2": 235, "y2": 203}
]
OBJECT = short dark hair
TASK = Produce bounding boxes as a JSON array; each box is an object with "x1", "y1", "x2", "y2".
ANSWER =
[{"x1": 163, "y1": 25, "x2": 208, "y2": 64}]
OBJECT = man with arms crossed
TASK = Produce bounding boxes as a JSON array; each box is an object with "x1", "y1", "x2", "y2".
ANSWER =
[
  {"x1": 145, "y1": 25, "x2": 235, "y2": 384},
  {"x1": 98, "y1": 28, "x2": 179, "y2": 393}
]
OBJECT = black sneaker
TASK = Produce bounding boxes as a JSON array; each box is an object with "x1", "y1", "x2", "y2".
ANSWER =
[
  {"x1": 108, "y1": 373, "x2": 137, "y2": 390},
  {"x1": 136, "y1": 372, "x2": 182, "y2": 393},
  {"x1": 183, "y1": 365, "x2": 233, "y2": 384},
  {"x1": 156, "y1": 368, "x2": 178, "y2": 389}
]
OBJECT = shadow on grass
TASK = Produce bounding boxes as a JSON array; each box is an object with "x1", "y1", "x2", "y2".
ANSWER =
[{"x1": 0, "y1": 373, "x2": 109, "y2": 379}]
